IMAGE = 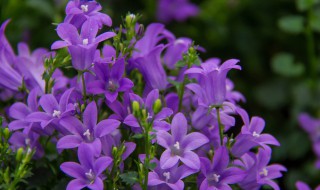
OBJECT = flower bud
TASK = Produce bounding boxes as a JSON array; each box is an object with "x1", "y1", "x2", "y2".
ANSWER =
[
  {"x1": 3, "y1": 128, "x2": 10, "y2": 140},
  {"x1": 153, "y1": 99, "x2": 162, "y2": 114},
  {"x1": 125, "y1": 13, "x2": 136, "y2": 26},
  {"x1": 132, "y1": 101, "x2": 140, "y2": 116},
  {"x1": 16, "y1": 147, "x2": 24, "y2": 161}
]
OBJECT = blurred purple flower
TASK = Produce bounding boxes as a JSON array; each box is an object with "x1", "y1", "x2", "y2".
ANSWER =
[{"x1": 157, "y1": 0, "x2": 199, "y2": 23}]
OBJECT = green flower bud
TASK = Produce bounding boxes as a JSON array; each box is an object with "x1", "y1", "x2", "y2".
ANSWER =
[
  {"x1": 132, "y1": 101, "x2": 140, "y2": 116},
  {"x1": 125, "y1": 13, "x2": 136, "y2": 26},
  {"x1": 112, "y1": 146, "x2": 118, "y2": 157},
  {"x1": 16, "y1": 147, "x2": 24, "y2": 161},
  {"x1": 153, "y1": 99, "x2": 162, "y2": 114},
  {"x1": 142, "y1": 109, "x2": 147, "y2": 120},
  {"x1": 3, "y1": 128, "x2": 10, "y2": 140}
]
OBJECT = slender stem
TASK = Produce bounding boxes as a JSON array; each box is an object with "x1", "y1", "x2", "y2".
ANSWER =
[
  {"x1": 216, "y1": 107, "x2": 224, "y2": 145},
  {"x1": 306, "y1": 8, "x2": 317, "y2": 86},
  {"x1": 143, "y1": 123, "x2": 150, "y2": 190},
  {"x1": 178, "y1": 79, "x2": 186, "y2": 112},
  {"x1": 81, "y1": 72, "x2": 87, "y2": 106}
]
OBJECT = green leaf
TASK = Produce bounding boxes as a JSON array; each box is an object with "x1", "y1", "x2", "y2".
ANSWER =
[
  {"x1": 120, "y1": 171, "x2": 139, "y2": 186},
  {"x1": 311, "y1": 10, "x2": 320, "y2": 32},
  {"x1": 147, "y1": 162, "x2": 157, "y2": 170},
  {"x1": 132, "y1": 134, "x2": 144, "y2": 139},
  {"x1": 278, "y1": 15, "x2": 304, "y2": 34},
  {"x1": 296, "y1": 0, "x2": 314, "y2": 11},
  {"x1": 271, "y1": 53, "x2": 304, "y2": 77}
]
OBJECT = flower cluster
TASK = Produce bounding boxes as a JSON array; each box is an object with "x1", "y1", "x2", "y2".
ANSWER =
[{"x1": 1, "y1": 0, "x2": 286, "y2": 189}]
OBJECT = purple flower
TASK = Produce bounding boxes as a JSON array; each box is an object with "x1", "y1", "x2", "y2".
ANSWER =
[
  {"x1": 163, "y1": 37, "x2": 192, "y2": 69},
  {"x1": 26, "y1": 89, "x2": 76, "y2": 131},
  {"x1": 298, "y1": 113, "x2": 320, "y2": 142},
  {"x1": 296, "y1": 181, "x2": 320, "y2": 190},
  {"x1": 87, "y1": 58, "x2": 134, "y2": 102},
  {"x1": 124, "y1": 89, "x2": 173, "y2": 133},
  {"x1": 51, "y1": 19, "x2": 115, "y2": 71},
  {"x1": 157, "y1": 113, "x2": 209, "y2": 170},
  {"x1": 235, "y1": 147, "x2": 287, "y2": 190},
  {"x1": 156, "y1": 0, "x2": 199, "y2": 23},
  {"x1": 60, "y1": 143, "x2": 112, "y2": 190},
  {"x1": 148, "y1": 159, "x2": 196, "y2": 190},
  {"x1": 57, "y1": 101, "x2": 120, "y2": 156},
  {"x1": 65, "y1": 0, "x2": 112, "y2": 29},
  {"x1": 198, "y1": 147, "x2": 245, "y2": 190},
  {"x1": 185, "y1": 58, "x2": 241, "y2": 107},
  {"x1": 231, "y1": 107, "x2": 280, "y2": 157}
]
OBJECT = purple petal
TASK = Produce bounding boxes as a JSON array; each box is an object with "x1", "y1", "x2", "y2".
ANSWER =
[
  {"x1": 180, "y1": 151, "x2": 200, "y2": 170},
  {"x1": 123, "y1": 114, "x2": 140, "y2": 128},
  {"x1": 118, "y1": 78, "x2": 134, "y2": 91},
  {"x1": 83, "y1": 102, "x2": 97, "y2": 131},
  {"x1": 8, "y1": 120, "x2": 30, "y2": 131},
  {"x1": 296, "y1": 181, "x2": 311, "y2": 190},
  {"x1": 87, "y1": 80, "x2": 106, "y2": 94},
  {"x1": 51, "y1": 40, "x2": 69, "y2": 49},
  {"x1": 156, "y1": 130, "x2": 172, "y2": 149},
  {"x1": 171, "y1": 113, "x2": 187, "y2": 141},
  {"x1": 148, "y1": 172, "x2": 164, "y2": 186},
  {"x1": 145, "y1": 89, "x2": 159, "y2": 110},
  {"x1": 88, "y1": 177, "x2": 104, "y2": 190},
  {"x1": 39, "y1": 94, "x2": 59, "y2": 114},
  {"x1": 80, "y1": 19, "x2": 98, "y2": 42},
  {"x1": 56, "y1": 23, "x2": 80, "y2": 45},
  {"x1": 26, "y1": 112, "x2": 51, "y2": 122},
  {"x1": 95, "y1": 119, "x2": 120, "y2": 137},
  {"x1": 105, "y1": 91, "x2": 118, "y2": 102},
  {"x1": 94, "y1": 156, "x2": 113, "y2": 175},
  {"x1": 78, "y1": 143, "x2": 94, "y2": 169},
  {"x1": 160, "y1": 149, "x2": 179, "y2": 169},
  {"x1": 60, "y1": 162, "x2": 85, "y2": 179},
  {"x1": 57, "y1": 135, "x2": 82, "y2": 149},
  {"x1": 122, "y1": 142, "x2": 136, "y2": 160},
  {"x1": 154, "y1": 107, "x2": 173, "y2": 121},
  {"x1": 110, "y1": 58, "x2": 125, "y2": 81},
  {"x1": 95, "y1": 32, "x2": 116, "y2": 44},
  {"x1": 9, "y1": 103, "x2": 30, "y2": 119},
  {"x1": 66, "y1": 179, "x2": 87, "y2": 190},
  {"x1": 182, "y1": 132, "x2": 209, "y2": 151},
  {"x1": 212, "y1": 147, "x2": 229, "y2": 172},
  {"x1": 258, "y1": 134, "x2": 280, "y2": 146}
]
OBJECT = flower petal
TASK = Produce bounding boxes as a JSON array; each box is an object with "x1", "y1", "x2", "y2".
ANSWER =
[{"x1": 95, "y1": 119, "x2": 120, "y2": 137}]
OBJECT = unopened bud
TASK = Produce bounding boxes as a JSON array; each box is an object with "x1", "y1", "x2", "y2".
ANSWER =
[
  {"x1": 112, "y1": 146, "x2": 118, "y2": 157},
  {"x1": 132, "y1": 101, "x2": 140, "y2": 115},
  {"x1": 153, "y1": 99, "x2": 162, "y2": 114},
  {"x1": 3, "y1": 128, "x2": 10, "y2": 140},
  {"x1": 125, "y1": 13, "x2": 136, "y2": 26},
  {"x1": 142, "y1": 109, "x2": 147, "y2": 120},
  {"x1": 16, "y1": 147, "x2": 24, "y2": 161}
]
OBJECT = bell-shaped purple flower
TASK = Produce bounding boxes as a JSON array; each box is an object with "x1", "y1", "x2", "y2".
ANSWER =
[
  {"x1": 60, "y1": 143, "x2": 112, "y2": 190},
  {"x1": 64, "y1": 0, "x2": 112, "y2": 29},
  {"x1": 57, "y1": 101, "x2": 120, "y2": 156},
  {"x1": 185, "y1": 58, "x2": 241, "y2": 107},
  {"x1": 87, "y1": 58, "x2": 134, "y2": 102},
  {"x1": 51, "y1": 19, "x2": 115, "y2": 71},
  {"x1": 157, "y1": 113, "x2": 209, "y2": 170},
  {"x1": 198, "y1": 147, "x2": 245, "y2": 190}
]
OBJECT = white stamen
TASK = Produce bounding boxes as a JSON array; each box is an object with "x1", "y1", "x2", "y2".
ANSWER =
[
  {"x1": 82, "y1": 38, "x2": 89, "y2": 45},
  {"x1": 91, "y1": 63, "x2": 95, "y2": 68},
  {"x1": 147, "y1": 112, "x2": 152, "y2": 120},
  {"x1": 83, "y1": 129, "x2": 91, "y2": 140},
  {"x1": 52, "y1": 110, "x2": 61, "y2": 118},
  {"x1": 85, "y1": 169, "x2": 95, "y2": 181},
  {"x1": 129, "y1": 14, "x2": 136, "y2": 19},
  {"x1": 212, "y1": 173, "x2": 220, "y2": 182},
  {"x1": 260, "y1": 168, "x2": 268, "y2": 177},
  {"x1": 173, "y1": 141, "x2": 180, "y2": 150},
  {"x1": 252, "y1": 131, "x2": 260, "y2": 138},
  {"x1": 25, "y1": 138, "x2": 31, "y2": 146},
  {"x1": 81, "y1": 5, "x2": 89, "y2": 12},
  {"x1": 163, "y1": 172, "x2": 170, "y2": 182}
]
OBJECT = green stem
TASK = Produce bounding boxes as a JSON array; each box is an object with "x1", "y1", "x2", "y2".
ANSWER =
[
  {"x1": 216, "y1": 107, "x2": 224, "y2": 145},
  {"x1": 306, "y1": 8, "x2": 317, "y2": 85},
  {"x1": 143, "y1": 123, "x2": 150, "y2": 190}
]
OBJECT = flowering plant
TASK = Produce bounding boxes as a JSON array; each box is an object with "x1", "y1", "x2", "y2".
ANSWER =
[{"x1": 0, "y1": 0, "x2": 287, "y2": 189}]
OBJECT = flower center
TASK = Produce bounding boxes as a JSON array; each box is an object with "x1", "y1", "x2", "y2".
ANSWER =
[
  {"x1": 107, "y1": 80, "x2": 118, "y2": 92},
  {"x1": 25, "y1": 138, "x2": 31, "y2": 146},
  {"x1": 171, "y1": 141, "x2": 182, "y2": 156},
  {"x1": 81, "y1": 4, "x2": 89, "y2": 12},
  {"x1": 163, "y1": 172, "x2": 170, "y2": 182},
  {"x1": 83, "y1": 129, "x2": 93, "y2": 141},
  {"x1": 52, "y1": 110, "x2": 61, "y2": 118},
  {"x1": 82, "y1": 38, "x2": 89, "y2": 45},
  {"x1": 260, "y1": 167, "x2": 268, "y2": 177},
  {"x1": 173, "y1": 141, "x2": 180, "y2": 150},
  {"x1": 212, "y1": 173, "x2": 220, "y2": 182},
  {"x1": 252, "y1": 131, "x2": 260, "y2": 138},
  {"x1": 85, "y1": 169, "x2": 95, "y2": 182}
]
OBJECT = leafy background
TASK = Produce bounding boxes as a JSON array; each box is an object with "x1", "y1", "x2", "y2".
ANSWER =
[{"x1": 1, "y1": 0, "x2": 320, "y2": 189}]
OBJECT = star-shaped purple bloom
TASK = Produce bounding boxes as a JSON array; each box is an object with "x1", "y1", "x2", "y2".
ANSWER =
[
  {"x1": 157, "y1": 112, "x2": 209, "y2": 170},
  {"x1": 57, "y1": 101, "x2": 120, "y2": 156},
  {"x1": 198, "y1": 147, "x2": 245, "y2": 190},
  {"x1": 60, "y1": 143, "x2": 112, "y2": 190},
  {"x1": 64, "y1": 0, "x2": 112, "y2": 29},
  {"x1": 148, "y1": 159, "x2": 196, "y2": 190},
  {"x1": 51, "y1": 19, "x2": 115, "y2": 71},
  {"x1": 87, "y1": 58, "x2": 134, "y2": 102}
]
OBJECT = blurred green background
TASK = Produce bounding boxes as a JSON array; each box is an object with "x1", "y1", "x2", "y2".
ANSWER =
[{"x1": 1, "y1": 0, "x2": 320, "y2": 189}]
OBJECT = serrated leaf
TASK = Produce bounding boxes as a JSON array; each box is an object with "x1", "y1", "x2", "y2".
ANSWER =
[
  {"x1": 278, "y1": 15, "x2": 304, "y2": 34},
  {"x1": 120, "y1": 171, "x2": 139, "y2": 185},
  {"x1": 271, "y1": 53, "x2": 304, "y2": 77}
]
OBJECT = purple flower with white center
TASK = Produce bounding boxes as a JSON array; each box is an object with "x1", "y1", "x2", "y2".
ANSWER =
[
  {"x1": 124, "y1": 89, "x2": 173, "y2": 133},
  {"x1": 157, "y1": 112, "x2": 209, "y2": 170},
  {"x1": 9, "y1": 131, "x2": 44, "y2": 158},
  {"x1": 65, "y1": 0, "x2": 112, "y2": 29},
  {"x1": 231, "y1": 107, "x2": 280, "y2": 157},
  {"x1": 51, "y1": 19, "x2": 115, "y2": 71},
  {"x1": 57, "y1": 101, "x2": 120, "y2": 156},
  {"x1": 148, "y1": 159, "x2": 197, "y2": 190},
  {"x1": 198, "y1": 147, "x2": 245, "y2": 190},
  {"x1": 60, "y1": 143, "x2": 112, "y2": 190},
  {"x1": 156, "y1": 0, "x2": 199, "y2": 23},
  {"x1": 87, "y1": 58, "x2": 134, "y2": 102},
  {"x1": 235, "y1": 147, "x2": 286, "y2": 190},
  {"x1": 8, "y1": 88, "x2": 44, "y2": 134},
  {"x1": 185, "y1": 58, "x2": 241, "y2": 107},
  {"x1": 26, "y1": 88, "x2": 76, "y2": 131}
]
